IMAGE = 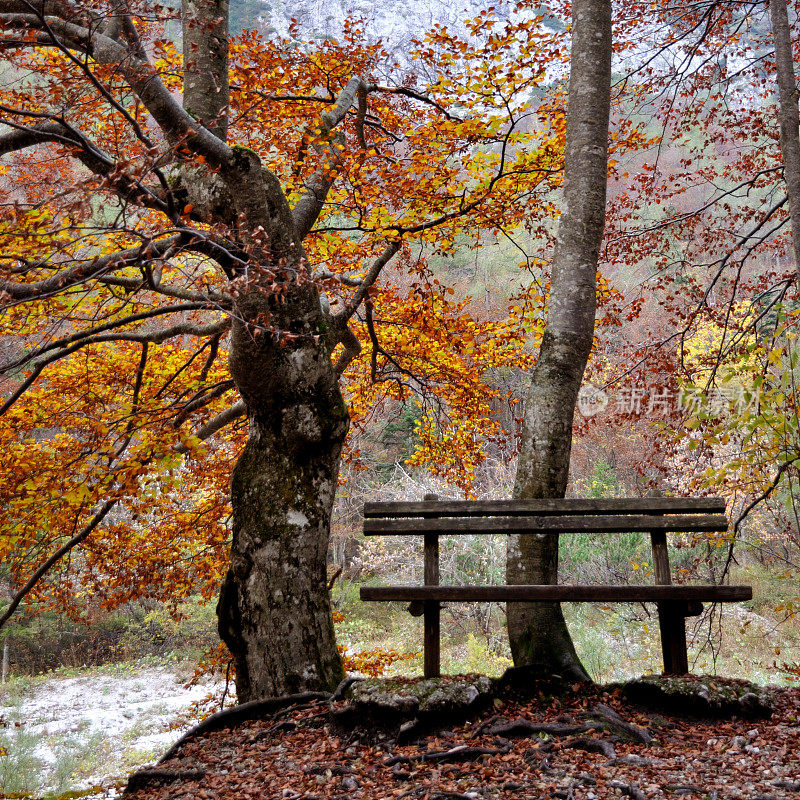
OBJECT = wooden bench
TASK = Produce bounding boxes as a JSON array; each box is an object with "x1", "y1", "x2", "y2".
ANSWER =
[{"x1": 360, "y1": 496, "x2": 752, "y2": 678}]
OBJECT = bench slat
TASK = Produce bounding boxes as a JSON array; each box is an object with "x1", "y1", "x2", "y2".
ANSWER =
[
  {"x1": 360, "y1": 584, "x2": 752, "y2": 603},
  {"x1": 364, "y1": 513, "x2": 729, "y2": 536},
  {"x1": 363, "y1": 497, "x2": 725, "y2": 518}
]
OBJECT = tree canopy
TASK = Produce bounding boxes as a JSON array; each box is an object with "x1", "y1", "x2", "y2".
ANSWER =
[{"x1": 3, "y1": 0, "x2": 800, "y2": 695}]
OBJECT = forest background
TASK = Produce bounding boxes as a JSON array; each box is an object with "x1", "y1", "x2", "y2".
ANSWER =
[{"x1": 2, "y1": 0, "x2": 800, "y2": 790}]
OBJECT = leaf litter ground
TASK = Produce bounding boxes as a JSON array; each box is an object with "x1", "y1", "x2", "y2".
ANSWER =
[{"x1": 123, "y1": 681, "x2": 800, "y2": 800}]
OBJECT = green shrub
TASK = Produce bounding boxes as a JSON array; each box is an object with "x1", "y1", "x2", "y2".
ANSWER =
[
  {"x1": 2, "y1": 596, "x2": 219, "y2": 677},
  {"x1": 0, "y1": 722, "x2": 44, "y2": 795}
]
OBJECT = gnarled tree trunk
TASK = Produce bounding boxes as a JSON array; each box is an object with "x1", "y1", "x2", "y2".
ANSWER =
[
  {"x1": 204, "y1": 149, "x2": 348, "y2": 700},
  {"x1": 176, "y1": 0, "x2": 347, "y2": 701},
  {"x1": 507, "y1": 0, "x2": 612, "y2": 681},
  {"x1": 218, "y1": 277, "x2": 348, "y2": 700}
]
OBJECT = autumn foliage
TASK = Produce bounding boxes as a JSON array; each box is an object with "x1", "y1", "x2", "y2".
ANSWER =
[
  {"x1": 0, "y1": 4, "x2": 587, "y2": 630},
  {"x1": 3, "y1": 0, "x2": 799, "y2": 682}
]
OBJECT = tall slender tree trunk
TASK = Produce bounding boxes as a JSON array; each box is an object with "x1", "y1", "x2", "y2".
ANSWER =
[
  {"x1": 507, "y1": 0, "x2": 612, "y2": 680},
  {"x1": 769, "y1": 0, "x2": 800, "y2": 279}
]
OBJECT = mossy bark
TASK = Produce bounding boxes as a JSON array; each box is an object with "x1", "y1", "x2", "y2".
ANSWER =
[
  {"x1": 208, "y1": 113, "x2": 347, "y2": 702},
  {"x1": 218, "y1": 281, "x2": 348, "y2": 701}
]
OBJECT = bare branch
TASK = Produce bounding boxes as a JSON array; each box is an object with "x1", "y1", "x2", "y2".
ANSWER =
[
  {"x1": 364, "y1": 296, "x2": 416, "y2": 389},
  {"x1": 292, "y1": 75, "x2": 365, "y2": 240},
  {"x1": 0, "y1": 499, "x2": 117, "y2": 631},
  {"x1": 114, "y1": 341, "x2": 149, "y2": 454},
  {"x1": 0, "y1": 120, "x2": 68, "y2": 153},
  {"x1": 355, "y1": 83, "x2": 368, "y2": 149},
  {"x1": 0, "y1": 115, "x2": 169, "y2": 212},
  {"x1": 172, "y1": 379, "x2": 235, "y2": 425},
  {"x1": 734, "y1": 456, "x2": 800, "y2": 534},
  {"x1": 0, "y1": 0, "x2": 86, "y2": 20},
  {"x1": 1, "y1": 301, "x2": 212, "y2": 374},
  {"x1": 366, "y1": 83, "x2": 462, "y2": 122}
]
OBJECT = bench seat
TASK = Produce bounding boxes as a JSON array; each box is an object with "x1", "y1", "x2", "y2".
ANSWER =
[{"x1": 360, "y1": 584, "x2": 752, "y2": 603}]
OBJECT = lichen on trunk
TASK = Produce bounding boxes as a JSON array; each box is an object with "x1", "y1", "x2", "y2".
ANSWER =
[{"x1": 218, "y1": 283, "x2": 349, "y2": 701}]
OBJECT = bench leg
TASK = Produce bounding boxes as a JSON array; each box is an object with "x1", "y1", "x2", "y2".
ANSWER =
[
  {"x1": 424, "y1": 600, "x2": 440, "y2": 678},
  {"x1": 657, "y1": 601, "x2": 689, "y2": 674}
]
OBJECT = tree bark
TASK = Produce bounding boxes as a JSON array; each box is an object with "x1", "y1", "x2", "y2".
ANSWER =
[
  {"x1": 182, "y1": 0, "x2": 229, "y2": 140},
  {"x1": 769, "y1": 0, "x2": 800, "y2": 279},
  {"x1": 182, "y1": 22, "x2": 347, "y2": 700},
  {"x1": 217, "y1": 289, "x2": 349, "y2": 699},
  {"x1": 507, "y1": 0, "x2": 612, "y2": 680},
  {"x1": 211, "y1": 150, "x2": 347, "y2": 701}
]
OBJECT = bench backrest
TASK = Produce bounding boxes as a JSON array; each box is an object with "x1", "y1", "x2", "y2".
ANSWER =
[
  {"x1": 364, "y1": 497, "x2": 725, "y2": 519},
  {"x1": 363, "y1": 497, "x2": 729, "y2": 588}
]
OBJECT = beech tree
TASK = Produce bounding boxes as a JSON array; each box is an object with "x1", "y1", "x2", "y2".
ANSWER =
[
  {"x1": 767, "y1": 0, "x2": 800, "y2": 278},
  {"x1": 507, "y1": 0, "x2": 612, "y2": 679},
  {"x1": 0, "y1": 0, "x2": 570, "y2": 699}
]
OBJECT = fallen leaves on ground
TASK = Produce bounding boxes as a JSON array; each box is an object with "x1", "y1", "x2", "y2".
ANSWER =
[{"x1": 124, "y1": 684, "x2": 800, "y2": 800}]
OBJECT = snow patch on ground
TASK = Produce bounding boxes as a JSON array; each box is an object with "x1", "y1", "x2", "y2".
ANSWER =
[{"x1": 0, "y1": 665, "x2": 223, "y2": 797}]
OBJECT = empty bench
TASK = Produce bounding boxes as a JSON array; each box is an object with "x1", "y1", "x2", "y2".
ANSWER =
[{"x1": 360, "y1": 496, "x2": 752, "y2": 678}]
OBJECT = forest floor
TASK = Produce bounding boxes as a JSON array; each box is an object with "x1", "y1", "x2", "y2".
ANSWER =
[{"x1": 123, "y1": 680, "x2": 800, "y2": 800}]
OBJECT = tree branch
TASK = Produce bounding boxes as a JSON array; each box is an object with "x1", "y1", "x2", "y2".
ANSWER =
[
  {"x1": 366, "y1": 83, "x2": 462, "y2": 122},
  {"x1": 0, "y1": 301, "x2": 211, "y2": 376},
  {"x1": 0, "y1": 499, "x2": 117, "y2": 631},
  {"x1": 333, "y1": 324, "x2": 361, "y2": 377},
  {"x1": 292, "y1": 75, "x2": 366, "y2": 240},
  {"x1": 0, "y1": 235, "x2": 182, "y2": 301},
  {"x1": 172, "y1": 379, "x2": 234, "y2": 425},
  {"x1": 175, "y1": 399, "x2": 246, "y2": 452},
  {"x1": 0, "y1": 11, "x2": 232, "y2": 167},
  {"x1": 0, "y1": 115, "x2": 169, "y2": 212},
  {"x1": 333, "y1": 239, "x2": 401, "y2": 324},
  {"x1": 734, "y1": 455, "x2": 800, "y2": 534},
  {"x1": 0, "y1": 318, "x2": 230, "y2": 416}
]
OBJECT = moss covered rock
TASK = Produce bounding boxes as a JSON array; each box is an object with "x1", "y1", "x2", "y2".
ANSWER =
[
  {"x1": 618, "y1": 674, "x2": 774, "y2": 719},
  {"x1": 334, "y1": 675, "x2": 493, "y2": 739}
]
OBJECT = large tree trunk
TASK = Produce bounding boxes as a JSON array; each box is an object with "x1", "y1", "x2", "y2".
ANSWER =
[
  {"x1": 202, "y1": 102, "x2": 348, "y2": 701},
  {"x1": 507, "y1": 0, "x2": 612, "y2": 680},
  {"x1": 218, "y1": 274, "x2": 348, "y2": 701},
  {"x1": 769, "y1": 0, "x2": 800, "y2": 279}
]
